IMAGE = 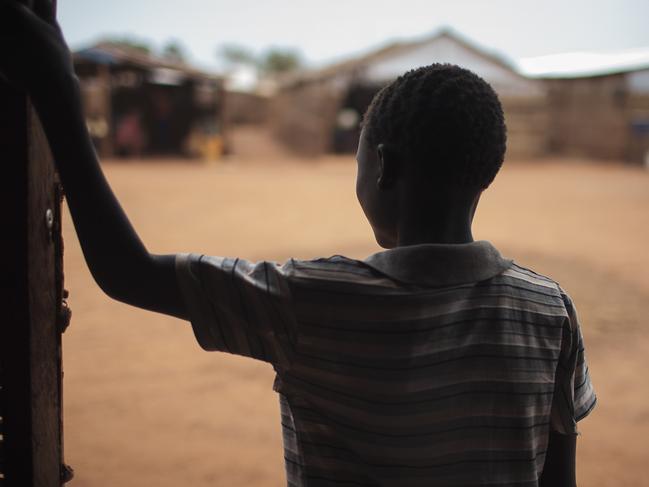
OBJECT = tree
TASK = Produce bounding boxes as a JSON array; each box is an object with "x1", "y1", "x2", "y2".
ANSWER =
[
  {"x1": 260, "y1": 48, "x2": 302, "y2": 75},
  {"x1": 162, "y1": 40, "x2": 187, "y2": 63},
  {"x1": 217, "y1": 44, "x2": 303, "y2": 75},
  {"x1": 219, "y1": 44, "x2": 257, "y2": 68}
]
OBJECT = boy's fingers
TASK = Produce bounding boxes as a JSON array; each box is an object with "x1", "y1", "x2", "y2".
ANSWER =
[
  {"x1": 0, "y1": 0, "x2": 29, "y2": 16},
  {"x1": 0, "y1": 0, "x2": 63, "y2": 46},
  {"x1": 1, "y1": 0, "x2": 50, "y2": 29},
  {"x1": 0, "y1": 1, "x2": 30, "y2": 29},
  {"x1": 32, "y1": 0, "x2": 56, "y2": 25},
  {"x1": 0, "y1": 2, "x2": 22, "y2": 34}
]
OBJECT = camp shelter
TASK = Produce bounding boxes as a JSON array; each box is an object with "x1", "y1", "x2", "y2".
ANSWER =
[
  {"x1": 519, "y1": 48, "x2": 649, "y2": 163},
  {"x1": 224, "y1": 90, "x2": 270, "y2": 126},
  {"x1": 270, "y1": 28, "x2": 548, "y2": 158},
  {"x1": 73, "y1": 42, "x2": 226, "y2": 158}
]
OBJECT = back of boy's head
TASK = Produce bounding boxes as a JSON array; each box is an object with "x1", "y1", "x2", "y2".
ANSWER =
[{"x1": 363, "y1": 63, "x2": 507, "y2": 191}]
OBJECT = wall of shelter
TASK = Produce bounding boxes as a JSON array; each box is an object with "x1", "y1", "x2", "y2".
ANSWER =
[
  {"x1": 271, "y1": 80, "x2": 550, "y2": 159},
  {"x1": 269, "y1": 78, "x2": 345, "y2": 156},
  {"x1": 501, "y1": 97, "x2": 550, "y2": 159},
  {"x1": 545, "y1": 74, "x2": 630, "y2": 160}
]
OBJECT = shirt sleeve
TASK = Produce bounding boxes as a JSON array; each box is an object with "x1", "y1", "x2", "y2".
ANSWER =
[
  {"x1": 175, "y1": 253, "x2": 298, "y2": 369},
  {"x1": 550, "y1": 291, "x2": 597, "y2": 435}
]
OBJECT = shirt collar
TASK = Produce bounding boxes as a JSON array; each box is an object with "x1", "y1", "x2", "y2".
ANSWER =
[{"x1": 364, "y1": 240, "x2": 512, "y2": 287}]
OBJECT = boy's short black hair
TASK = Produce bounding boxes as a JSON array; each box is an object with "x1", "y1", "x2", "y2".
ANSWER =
[{"x1": 363, "y1": 63, "x2": 507, "y2": 190}]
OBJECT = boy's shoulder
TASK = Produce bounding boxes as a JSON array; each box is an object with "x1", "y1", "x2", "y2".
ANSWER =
[
  {"x1": 501, "y1": 261, "x2": 577, "y2": 319},
  {"x1": 505, "y1": 261, "x2": 571, "y2": 299},
  {"x1": 283, "y1": 254, "x2": 399, "y2": 288},
  {"x1": 504, "y1": 261, "x2": 562, "y2": 290}
]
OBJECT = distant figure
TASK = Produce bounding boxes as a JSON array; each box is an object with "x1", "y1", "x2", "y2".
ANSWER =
[
  {"x1": 115, "y1": 109, "x2": 145, "y2": 157},
  {"x1": 148, "y1": 89, "x2": 175, "y2": 154},
  {"x1": 1, "y1": 3, "x2": 595, "y2": 486}
]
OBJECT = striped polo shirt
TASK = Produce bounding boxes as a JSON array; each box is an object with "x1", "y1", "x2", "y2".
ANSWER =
[{"x1": 176, "y1": 241, "x2": 596, "y2": 487}]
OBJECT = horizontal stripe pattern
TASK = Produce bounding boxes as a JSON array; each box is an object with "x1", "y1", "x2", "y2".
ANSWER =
[{"x1": 175, "y1": 246, "x2": 596, "y2": 486}]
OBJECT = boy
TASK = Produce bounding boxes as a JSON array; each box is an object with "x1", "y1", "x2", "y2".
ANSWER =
[{"x1": 0, "y1": 2, "x2": 595, "y2": 486}]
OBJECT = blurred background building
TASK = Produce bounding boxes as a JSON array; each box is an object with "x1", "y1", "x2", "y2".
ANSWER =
[
  {"x1": 521, "y1": 48, "x2": 649, "y2": 162},
  {"x1": 266, "y1": 28, "x2": 649, "y2": 164},
  {"x1": 270, "y1": 29, "x2": 547, "y2": 159},
  {"x1": 72, "y1": 29, "x2": 649, "y2": 165},
  {"x1": 74, "y1": 42, "x2": 227, "y2": 159}
]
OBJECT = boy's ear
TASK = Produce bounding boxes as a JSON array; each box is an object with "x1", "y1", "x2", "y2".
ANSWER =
[{"x1": 376, "y1": 143, "x2": 398, "y2": 190}]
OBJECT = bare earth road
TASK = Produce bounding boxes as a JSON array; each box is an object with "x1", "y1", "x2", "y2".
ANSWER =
[{"x1": 62, "y1": 137, "x2": 649, "y2": 486}]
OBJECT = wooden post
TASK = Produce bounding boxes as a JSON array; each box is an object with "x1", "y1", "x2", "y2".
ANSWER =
[{"x1": 0, "y1": 1, "x2": 71, "y2": 485}]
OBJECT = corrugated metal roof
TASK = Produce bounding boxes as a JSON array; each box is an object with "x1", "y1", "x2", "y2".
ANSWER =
[
  {"x1": 74, "y1": 42, "x2": 221, "y2": 80},
  {"x1": 517, "y1": 47, "x2": 649, "y2": 79}
]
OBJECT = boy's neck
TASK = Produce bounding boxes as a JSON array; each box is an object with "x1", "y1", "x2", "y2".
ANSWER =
[
  {"x1": 396, "y1": 220, "x2": 474, "y2": 247},
  {"x1": 394, "y1": 189, "x2": 478, "y2": 247}
]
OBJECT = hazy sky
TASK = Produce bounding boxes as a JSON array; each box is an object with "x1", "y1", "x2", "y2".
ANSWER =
[{"x1": 58, "y1": 0, "x2": 649, "y2": 72}]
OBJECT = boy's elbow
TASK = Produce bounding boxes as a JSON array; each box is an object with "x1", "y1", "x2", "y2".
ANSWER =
[
  {"x1": 92, "y1": 271, "x2": 137, "y2": 305},
  {"x1": 88, "y1": 256, "x2": 154, "y2": 306},
  {"x1": 89, "y1": 253, "x2": 184, "y2": 317}
]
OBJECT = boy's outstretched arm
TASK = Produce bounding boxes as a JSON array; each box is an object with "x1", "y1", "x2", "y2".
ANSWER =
[{"x1": 0, "y1": 0, "x2": 187, "y2": 320}]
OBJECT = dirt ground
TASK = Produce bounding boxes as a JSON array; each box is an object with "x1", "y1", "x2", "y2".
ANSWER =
[{"x1": 62, "y1": 128, "x2": 649, "y2": 486}]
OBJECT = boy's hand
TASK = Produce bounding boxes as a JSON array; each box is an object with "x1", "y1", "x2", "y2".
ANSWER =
[{"x1": 0, "y1": 0, "x2": 75, "y2": 100}]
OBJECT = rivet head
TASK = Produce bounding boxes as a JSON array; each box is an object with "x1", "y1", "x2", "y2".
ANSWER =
[{"x1": 45, "y1": 208, "x2": 54, "y2": 230}]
